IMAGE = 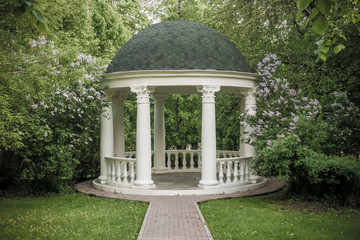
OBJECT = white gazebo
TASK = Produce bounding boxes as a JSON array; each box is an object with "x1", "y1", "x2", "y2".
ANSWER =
[{"x1": 93, "y1": 20, "x2": 266, "y2": 195}]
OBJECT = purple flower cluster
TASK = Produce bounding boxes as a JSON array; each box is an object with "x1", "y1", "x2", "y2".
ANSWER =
[
  {"x1": 28, "y1": 54, "x2": 106, "y2": 145},
  {"x1": 329, "y1": 91, "x2": 360, "y2": 118},
  {"x1": 240, "y1": 53, "x2": 321, "y2": 148},
  {"x1": 29, "y1": 36, "x2": 55, "y2": 48},
  {"x1": 28, "y1": 36, "x2": 62, "y2": 74}
]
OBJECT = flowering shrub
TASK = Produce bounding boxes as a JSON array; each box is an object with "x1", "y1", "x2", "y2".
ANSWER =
[
  {"x1": 11, "y1": 36, "x2": 108, "y2": 192},
  {"x1": 241, "y1": 54, "x2": 360, "y2": 204},
  {"x1": 241, "y1": 54, "x2": 328, "y2": 181},
  {"x1": 321, "y1": 91, "x2": 360, "y2": 156}
]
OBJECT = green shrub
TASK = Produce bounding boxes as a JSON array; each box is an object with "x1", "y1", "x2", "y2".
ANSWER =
[
  {"x1": 1, "y1": 37, "x2": 107, "y2": 193},
  {"x1": 242, "y1": 54, "x2": 360, "y2": 206},
  {"x1": 293, "y1": 151, "x2": 360, "y2": 206}
]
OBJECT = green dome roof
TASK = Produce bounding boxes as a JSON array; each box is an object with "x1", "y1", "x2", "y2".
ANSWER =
[{"x1": 106, "y1": 21, "x2": 251, "y2": 73}]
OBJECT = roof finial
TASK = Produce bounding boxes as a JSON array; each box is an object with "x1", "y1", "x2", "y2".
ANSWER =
[{"x1": 177, "y1": 0, "x2": 181, "y2": 20}]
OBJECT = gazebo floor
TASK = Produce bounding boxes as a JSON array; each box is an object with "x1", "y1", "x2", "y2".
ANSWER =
[
  {"x1": 153, "y1": 172, "x2": 201, "y2": 190},
  {"x1": 92, "y1": 172, "x2": 268, "y2": 196}
]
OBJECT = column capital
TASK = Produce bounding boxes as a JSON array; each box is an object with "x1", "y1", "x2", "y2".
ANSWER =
[
  {"x1": 239, "y1": 89, "x2": 256, "y2": 105},
  {"x1": 103, "y1": 90, "x2": 116, "y2": 102},
  {"x1": 152, "y1": 94, "x2": 167, "y2": 108},
  {"x1": 197, "y1": 85, "x2": 221, "y2": 103},
  {"x1": 151, "y1": 93, "x2": 168, "y2": 101},
  {"x1": 112, "y1": 93, "x2": 128, "y2": 107},
  {"x1": 131, "y1": 86, "x2": 153, "y2": 104}
]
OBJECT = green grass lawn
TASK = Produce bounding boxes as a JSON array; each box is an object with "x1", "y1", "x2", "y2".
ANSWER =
[
  {"x1": 199, "y1": 195, "x2": 360, "y2": 240},
  {"x1": 0, "y1": 193, "x2": 148, "y2": 240}
]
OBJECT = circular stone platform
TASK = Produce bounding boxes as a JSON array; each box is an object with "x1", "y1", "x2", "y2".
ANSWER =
[
  {"x1": 76, "y1": 176, "x2": 284, "y2": 199},
  {"x1": 90, "y1": 172, "x2": 269, "y2": 196}
]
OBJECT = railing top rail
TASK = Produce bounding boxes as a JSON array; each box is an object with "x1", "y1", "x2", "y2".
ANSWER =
[
  {"x1": 125, "y1": 150, "x2": 241, "y2": 154},
  {"x1": 165, "y1": 149, "x2": 201, "y2": 153},
  {"x1": 216, "y1": 156, "x2": 253, "y2": 162},
  {"x1": 217, "y1": 150, "x2": 241, "y2": 153},
  {"x1": 105, "y1": 156, "x2": 136, "y2": 162}
]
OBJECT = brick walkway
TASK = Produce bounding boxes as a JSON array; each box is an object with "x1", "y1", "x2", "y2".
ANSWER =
[{"x1": 75, "y1": 178, "x2": 284, "y2": 240}]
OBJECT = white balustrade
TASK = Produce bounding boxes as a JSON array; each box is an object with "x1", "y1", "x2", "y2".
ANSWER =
[
  {"x1": 120, "y1": 150, "x2": 254, "y2": 187},
  {"x1": 165, "y1": 150, "x2": 201, "y2": 171},
  {"x1": 105, "y1": 157, "x2": 136, "y2": 187},
  {"x1": 216, "y1": 156, "x2": 252, "y2": 186},
  {"x1": 106, "y1": 151, "x2": 255, "y2": 189},
  {"x1": 216, "y1": 150, "x2": 241, "y2": 158}
]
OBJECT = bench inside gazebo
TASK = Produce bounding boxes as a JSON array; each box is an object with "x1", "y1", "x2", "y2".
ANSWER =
[{"x1": 92, "y1": 20, "x2": 266, "y2": 196}]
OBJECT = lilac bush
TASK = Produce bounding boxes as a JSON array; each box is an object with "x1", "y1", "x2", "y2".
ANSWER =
[
  {"x1": 322, "y1": 91, "x2": 360, "y2": 156},
  {"x1": 17, "y1": 37, "x2": 108, "y2": 191},
  {"x1": 241, "y1": 53, "x2": 328, "y2": 180},
  {"x1": 241, "y1": 54, "x2": 360, "y2": 203}
]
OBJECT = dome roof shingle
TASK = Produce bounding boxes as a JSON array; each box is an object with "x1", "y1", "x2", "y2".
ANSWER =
[{"x1": 106, "y1": 21, "x2": 251, "y2": 73}]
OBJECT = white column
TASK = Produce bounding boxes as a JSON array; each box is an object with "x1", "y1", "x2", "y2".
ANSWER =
[
  {"x1": 197, "y1": 85, "x2": 220, "y2": 189},
  {"x1": 240, "y1": 89, "x2": 258, "y2": 183},
  {"x1": 152, "y1": 94, "x2": 167, "y2": 173},
  {"x1": 239, "y1": 89, "x2": 256, "y2": 157},
  {"x1": 113, "y1": 93, "x2": 127, "y2": 157},
  {"x1": 98, "y1": 96, "x2": 114, "y2": 184},
  {"x1": 131, "y1": 86, "x2": 155, "y2": 188},
  {"x1": 239, "y1": 95, "x2": 246, "y2": 156}
]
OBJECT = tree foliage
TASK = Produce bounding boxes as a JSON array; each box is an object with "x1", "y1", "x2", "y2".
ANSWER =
[
  {"x1": 0, "y1": 0, "x2": 146, "y2": 192},
  {"x1": 297, "y1": 0, "x2": 360, "y2": 60}
]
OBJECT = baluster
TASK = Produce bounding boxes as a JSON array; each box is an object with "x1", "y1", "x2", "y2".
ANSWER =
[
  {"x1": 222, "y1": 161, "x2": 226, "y2": 176},
  {"x1": 233, "y1": 161, "x2": 239, "y2": 183},
  {"x1": 240, "y1": 160, "x2": 245, "y2": 182},
  {"x1": 111, "y1": 160, "x2": 116, "y2": 182},
  {"x1": 218, "y1": 162, "x2": 224, "y2": 184},
  {"x1": 226, "y1": 161, "x2": 232, "y2": 183},
  {"x1": 199, "y1": 152, "x2": 202, "y2": 170},
  {"x1": 107, "y1": 159, "x2": 112, "y2": 182},
  {"x1": 183, "y1": 151, "x2": 186, "y2": 169},
  {"x1": 116, "y1": 160, "x2": 122, "y2": 183},
  {"x1": 245, "y1": 159, "x2": 249, "y2": 182},
  {"x1": 190, "y1": 153, "x2": 194, "y2": 169},
  {"x1": 123, "y1": 162, "x2": 128, "y2": 184},
  {"x1": 129, "y1": 162, "x2": 135, "y2": 183},
  {"x1": 175, "y1": 153, "x2": 179, "y2": 169}
]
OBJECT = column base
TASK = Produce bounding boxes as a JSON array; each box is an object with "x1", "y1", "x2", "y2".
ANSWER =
[
  {"x1": 198, "y1": 180, "x2": 220, "y2": 189},
  {"x1": 98, "y1": 175, "x2": 108, "y2": 184},
  {"x1": 133, "y1": 180, "x2": 156, "y2": 189},
  {"x1": 250, "y1": 175, "x2": 260, "y2": 184}
]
